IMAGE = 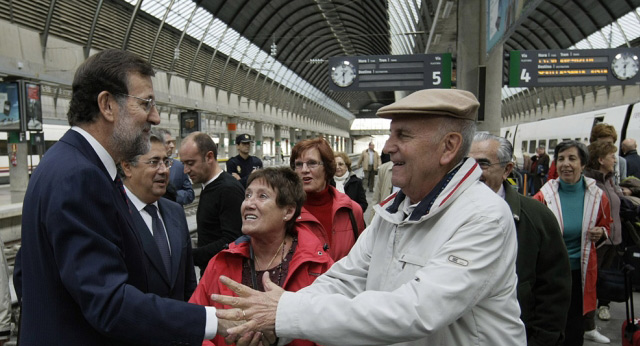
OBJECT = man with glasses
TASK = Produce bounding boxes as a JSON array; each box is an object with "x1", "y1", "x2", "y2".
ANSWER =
[
  {"x1": 227, "y1": 133, "x2": 263, "y2": 187},
  {"x1": 470, "y1": 132, "x2": 571, "y2": 346},
  {"x1": 179, "y1": 131, "x2": 244, "y2": 274},
  {"x1": 156, "y1": 128, "x2": 195, "y2": 205},
  {"x1": 119, "y1": 131, "x2": 197, "y2": 302},
  {"x1": 15, "y1": 49, "x2": 221, "y2": 345}
]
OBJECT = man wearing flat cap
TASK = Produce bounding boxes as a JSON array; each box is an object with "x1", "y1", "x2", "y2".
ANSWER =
[
  {"x1": 226, "y1": 133, "x2": 263, "y2": 187},
  {"x1": 211, "y1": 89, "x2": 526, "y2": 346}
]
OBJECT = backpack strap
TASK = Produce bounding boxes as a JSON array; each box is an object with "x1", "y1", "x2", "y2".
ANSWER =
[{"x1": 348, "y1": 209, "x2": 359, "y2": 241}]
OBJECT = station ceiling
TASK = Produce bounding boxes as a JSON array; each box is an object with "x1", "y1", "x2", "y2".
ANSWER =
[{"x1": 1, "y1": 0, "x2": 639, "y2": 125}]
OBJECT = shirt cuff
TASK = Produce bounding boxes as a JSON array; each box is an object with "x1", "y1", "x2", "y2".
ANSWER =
[{"x1": 204, "y1": 306, "x2": 217, "y2": 339}]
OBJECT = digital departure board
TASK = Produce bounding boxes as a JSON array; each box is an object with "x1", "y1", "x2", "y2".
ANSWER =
[
  {"x1": 508, "y1": 48, "x2": 640, "y2": 87},
  {"x1": 328, "y1": 54, "x2": 452, "y2": 91}
]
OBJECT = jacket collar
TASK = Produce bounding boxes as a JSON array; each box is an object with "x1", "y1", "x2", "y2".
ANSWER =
[
  {"x1": 382, "y1": 158, "x2": 481, "y2": 221},
  {"x1": 503, "y1": 181, "x2": 521, "y2": 222}
]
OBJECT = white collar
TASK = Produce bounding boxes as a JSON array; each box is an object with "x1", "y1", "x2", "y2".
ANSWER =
[{"x1": 71, "y1": 126, "x2": 117, "y2": 180}]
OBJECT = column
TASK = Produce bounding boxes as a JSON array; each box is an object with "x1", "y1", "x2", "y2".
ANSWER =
[
  {"x1": 274, "y1": 125, "x2": 282, "y2": 164},
  {"x1": 254, "y1": 121, "x2": 263, "y2": 160},
  {"x1": 290, "y1": 127, "x2": 297, "y2": 150},
  {"x1": 9, "y1": 132, "x2": 29, "y2": 192},
  {"x1": 218, "y1": 131, "x2": 227, "y2": 158},
  {"x1": 227, "y1": 117, "x2": 238, "y2": 157}
]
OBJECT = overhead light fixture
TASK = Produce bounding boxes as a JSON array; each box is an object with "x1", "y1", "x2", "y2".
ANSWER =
[{"x1": 442, "y1": 1, "x2": 454, "y2": 19}]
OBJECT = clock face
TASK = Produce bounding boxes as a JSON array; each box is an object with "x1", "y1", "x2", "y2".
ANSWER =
[
  {"x1": 611, "y1": 52, "x2": 639, "y2": 80},
  {"x1": 331, "y1": 62, "x2": 356, "y2": 87}
]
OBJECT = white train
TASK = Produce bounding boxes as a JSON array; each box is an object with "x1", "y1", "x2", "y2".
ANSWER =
[
  {"x1": 501, "y1": 102, "x2": 640, "y2": 168},
  {"x1": 0, "y1": 124, "x2": 70, "y2": 183}
]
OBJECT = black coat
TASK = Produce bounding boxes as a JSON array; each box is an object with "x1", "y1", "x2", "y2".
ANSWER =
[{"x1": 331, "y1": 174, "x2": 368, "y2": 213}]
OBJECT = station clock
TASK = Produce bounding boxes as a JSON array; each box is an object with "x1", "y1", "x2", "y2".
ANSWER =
[{"x1": 330, "y1": 60, "x2": 357, "y2": 87}]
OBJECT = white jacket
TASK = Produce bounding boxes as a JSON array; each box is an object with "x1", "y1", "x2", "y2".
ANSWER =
[{"x1": 276, "y1": 158, "x2": 525, "y2": 346}]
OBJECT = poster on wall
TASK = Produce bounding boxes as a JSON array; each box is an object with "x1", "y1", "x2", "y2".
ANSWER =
[
  {"x1": 180, "y1": 111, "x2": 201, "y2": 138},
  {"x1": 487, "y1": 0, "x2": 542, "y2": 55},
  {"x1": 24, "y1": 82, "x2": 43, "y2": 131},
  {"x1": 0, "y1": 82, "x2": 22, "y2": 131}
]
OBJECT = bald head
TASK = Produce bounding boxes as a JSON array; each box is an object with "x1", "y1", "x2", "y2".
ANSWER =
[{"x1": 622, "y1": 138, "x2": 637, "y2": 155}]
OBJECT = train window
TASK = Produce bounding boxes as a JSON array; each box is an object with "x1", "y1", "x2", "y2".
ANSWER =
[
  {"x1": 548, "y1": 139, "x2": 558, "y2": 153},
  {"x1": 0, "y1": 141, "x2": 6, "y2": 155},
  {"x1": 521, "y1": 141, "x2": 527, "y2": 153},
  {"x1": 528, "y1": 140, "x2": 536, "y2": 154},
  {"x1": 539, "y1": 140, "x2": 547, "y2": 151}
]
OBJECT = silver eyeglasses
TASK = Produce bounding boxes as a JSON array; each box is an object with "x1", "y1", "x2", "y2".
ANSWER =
[
  {"x1": 118, "y1": 93, "x2": 156, "y2": 113},
  {"x1": 294, "y1": 160, "x2": 324, "y2": 170},
  {"x1": 141, "y1": 158, "x2": 173, "y2": 170}
]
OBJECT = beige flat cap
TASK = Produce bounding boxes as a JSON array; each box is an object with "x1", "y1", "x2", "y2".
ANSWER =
[{"x1": 377, "y1": 89, "x2": 479, "y2": 121}]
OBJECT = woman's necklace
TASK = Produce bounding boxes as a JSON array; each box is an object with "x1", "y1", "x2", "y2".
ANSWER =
[{"x1": 256, "y1": 238, "x2": 285, "y2": 271}]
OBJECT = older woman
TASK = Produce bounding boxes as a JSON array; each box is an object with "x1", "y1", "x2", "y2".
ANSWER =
[
  {"x1": 189, "y1": 167, "x2": 334, "y2": 346},
  {"x1": 331, "y1": 152, "x2": 368, "y2": 213},
  {"x1": 584, "y1": 140, "x2": 624, "y2": 324},
  {"x1": 533, "y1": 140, "x2": 612, "y2": 346},
  {"x1": 291, "y1": 138, "x2": 365, "y2": 261}
]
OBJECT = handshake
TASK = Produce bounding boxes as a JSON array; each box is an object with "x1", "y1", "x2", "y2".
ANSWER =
[{"x1": 214, "y1": 274, "x2": 284, "y2": 346}]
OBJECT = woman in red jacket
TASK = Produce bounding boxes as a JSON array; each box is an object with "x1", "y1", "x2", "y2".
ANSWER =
[
  {"x1": 290, "y1": 138, "x2": 365, "y2": 260},
  {"x1": 189, "y1": 167, "x2": 334, "y2": 346}
]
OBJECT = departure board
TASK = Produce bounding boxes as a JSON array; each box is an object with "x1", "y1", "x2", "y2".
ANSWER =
[
  {"x1": 328, "y1": 54, "x2": 452, "y2": 91},
  {"x1": 508, "y1": 48, "x2": 640, "y2": 87}
]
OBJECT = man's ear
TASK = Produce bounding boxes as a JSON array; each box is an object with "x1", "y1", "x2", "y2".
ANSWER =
[
  {"x1": 97, "y1": 91, "x2": 116, "y2": 123},
  {"x1": 120, "y1": 161, "x2": 132, "y2": 180},
  {"x1": 502, "y1": 162, "x2": 515, "y2": 181},
  {"x1": 439, "y1": 132, "x2": 463, "y2": 166}
]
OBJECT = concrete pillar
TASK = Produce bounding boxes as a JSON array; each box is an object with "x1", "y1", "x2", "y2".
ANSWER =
[
  {"x1": 289, "y1": 128, "x2": 297, "y2": 151},
  {"x1": 480, "y1": 43, "x2": 504, "y2": 134},
  {"x1": 9, "y1": 132, "x2": 29, "y2": 193},
  {"x1": 457, "y1": 0, "x2": 501, "y2": 134},
  {"x1": 274, "y1": 125, "x2": 282, "y2": 164},
  {"x1": 346, "y1": 136, "x2": 353, "y2": 153},
  {"x1": 227, "y1": 117, "x2": 238, "y2": 157},
  {"x1": 218, "y1": 131, "x2": 227, "y2": 158},
  {"x1": 254, "y1": 122, "x2": 263, "y2": 159}
]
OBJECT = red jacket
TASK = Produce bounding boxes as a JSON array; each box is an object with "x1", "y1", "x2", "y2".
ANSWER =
[
  {"x1": 297, "y1": 185, "x2": 365, "y2": 261},
  {"x1": 189, "y1": 225, "x2": 334, "y2": 346}
]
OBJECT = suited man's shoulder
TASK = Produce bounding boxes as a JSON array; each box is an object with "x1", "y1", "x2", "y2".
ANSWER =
[{"x1": 158, "y1": 197, "x2": 186, "y2": 215}]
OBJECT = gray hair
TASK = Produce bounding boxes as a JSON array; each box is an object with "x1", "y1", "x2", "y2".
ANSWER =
[
  {"x1": 438, "y1": 118, "x2": 477, "y2": 162},
  {"x1": 472, "y1": 132, "x2": 513, "y2": 166}
]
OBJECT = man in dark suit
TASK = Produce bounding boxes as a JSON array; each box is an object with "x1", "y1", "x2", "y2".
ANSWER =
[
  {"x1": 120, "y1": 132, "x2": 197, "y2": 301},
  {"x1": 179, "y1": 132, "x2": 244, "y2": 273},
  {"x1": 14, "y1": 49, "x2": 219, "y2": 345},
  {"x1": 157, "y1": 128, "x2": 195, "y2": 205}
]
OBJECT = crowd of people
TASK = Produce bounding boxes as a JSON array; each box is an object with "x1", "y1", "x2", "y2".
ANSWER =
[{"x1": 8, "y1": 48, "x2": 640, "y2": 346}]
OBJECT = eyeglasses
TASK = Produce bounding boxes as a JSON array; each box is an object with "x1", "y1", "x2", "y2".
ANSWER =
[
  {"x1": 294, "y1": 160, "x2": 324, "y2": 170},
  {"x1": 476, "y1": 160, "x2": 510, "y2": 169},
  {"x1": 140, "y1": 158, "x2": 173, "y2": 170},
  {"x1": 117, "y1": 93, "x2": 156, "y2": 113}
]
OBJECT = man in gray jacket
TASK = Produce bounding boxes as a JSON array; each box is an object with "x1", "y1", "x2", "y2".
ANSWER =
[
  {"x1": 212, "y1": 89, "x2": 526, "y2": 346},
  {"x1": 470, "y1": 132, "x2": 571, "y2": 346}
]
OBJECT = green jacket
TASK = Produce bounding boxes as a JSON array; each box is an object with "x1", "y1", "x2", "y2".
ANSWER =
[{"x1": 503, "y1": 181, "x2": 571, "y2": 346}]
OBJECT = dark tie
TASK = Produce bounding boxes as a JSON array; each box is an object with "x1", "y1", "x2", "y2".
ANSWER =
[
  {"x1": 114, "y1": 176, "x2": 127, "y2": 201},
  {"x1": 143, "y1": 204, "x2": 172, "y2": 277}
]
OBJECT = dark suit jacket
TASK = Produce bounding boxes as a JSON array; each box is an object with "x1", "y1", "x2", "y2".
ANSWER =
[
  {"x1": 168, "y1": 159, "x2": 195, "y2": 205},
  {"x1": 14, "y1": 130, "x2": 206, "y2": 346},
  {"x1": 128, "y1": 197, "x2": 197, "y2": 301}
]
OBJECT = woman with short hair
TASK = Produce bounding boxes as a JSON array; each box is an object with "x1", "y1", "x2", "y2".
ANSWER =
[
  {"x1": 534, "y1": 140, "x2": 612, "y2": 345},
  {"x1": 331, "y1": 152, "x2": 367, "y2": 213}
]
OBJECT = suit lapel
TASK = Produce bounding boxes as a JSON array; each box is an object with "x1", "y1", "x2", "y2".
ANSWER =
[
  {"x1": 62, "y1": 130, "x2": 144, "y2": 254},
  {"x1": 128, "y1": 198, "x2": 171, "y2": 285},
  {"x1": 158, "y1": 199, "x2": 182, "y2": 287}
]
